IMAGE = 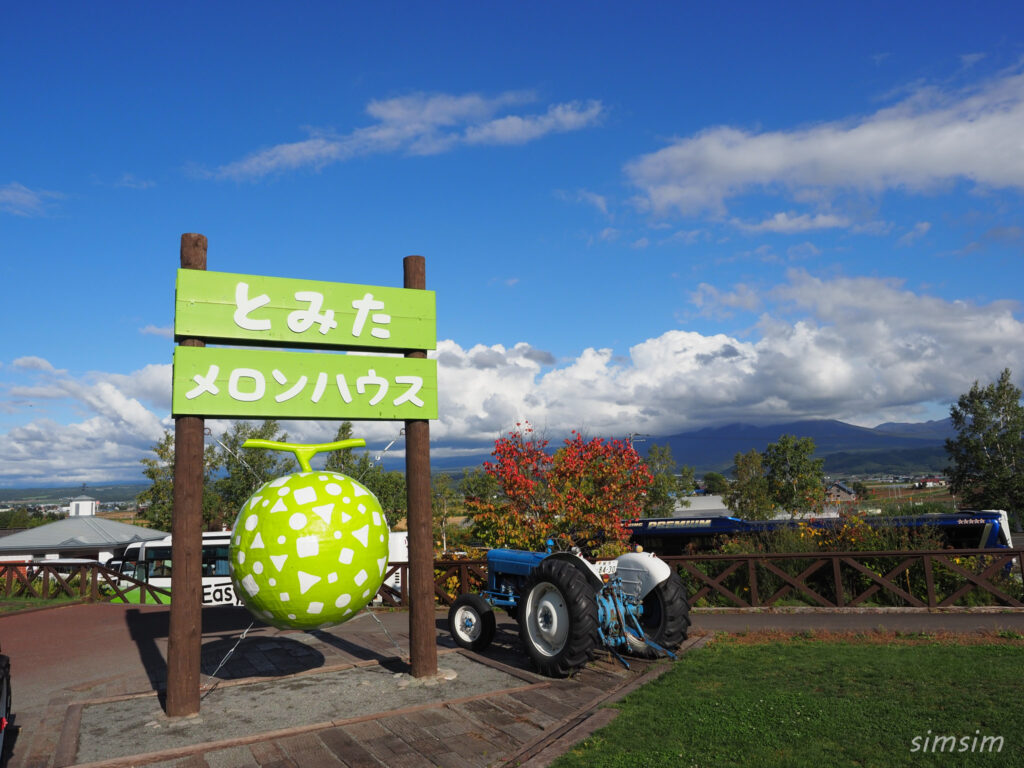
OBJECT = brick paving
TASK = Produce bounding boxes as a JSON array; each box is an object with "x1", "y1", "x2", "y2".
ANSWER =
[{"x1": 0, "y1": 604, "x2": 704, "y2": 768}]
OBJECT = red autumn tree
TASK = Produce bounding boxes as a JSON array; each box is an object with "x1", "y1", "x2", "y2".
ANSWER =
[{"x1": 469, "y1": 422, "x2": 653, "y2": 557}]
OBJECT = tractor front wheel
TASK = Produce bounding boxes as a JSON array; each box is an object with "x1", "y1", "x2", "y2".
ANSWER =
[
  {"x1": 448, "y1": 593, "x2": 496, "y2": 652},
  {"x1": 626, "y1": 570, "x2": 690, "y2": 657},
  {"x1": 518, "y1": 558, "x2": 598, "y2": 677}
]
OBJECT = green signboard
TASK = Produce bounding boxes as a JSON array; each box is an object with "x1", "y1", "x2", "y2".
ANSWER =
[
  {"x1": 172, "y1": 346, "x2": 437, "y2": 420},
  {"x1": 175, "y1": 270, "x2": 436, "y2": 351}
]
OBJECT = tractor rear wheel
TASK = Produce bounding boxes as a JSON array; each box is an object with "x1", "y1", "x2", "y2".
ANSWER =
[
  {"x1": 626, "y1": 570, "x2": 690, "y2": 658},
  {"x1": 518, "y1": 558, "x2": 598, "y2": 677},
  {"x1": 449, "y1": 593, "x2": 496, "y2": 652}
]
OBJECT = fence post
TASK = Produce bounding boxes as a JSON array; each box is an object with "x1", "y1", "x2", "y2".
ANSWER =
[
  {"x1": 832, "y1": 556, "x2": 844, "y2": 607},
  {"x1": 922, "y1": 554, "x2": 936, "y2": 609}
]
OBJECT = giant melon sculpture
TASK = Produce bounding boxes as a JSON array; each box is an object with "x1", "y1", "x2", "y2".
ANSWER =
[{"x1": 229, "y1": 438, "x2": 390, "y2": 630}]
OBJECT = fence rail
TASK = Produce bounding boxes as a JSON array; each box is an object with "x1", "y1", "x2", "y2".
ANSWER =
[
  {"x1": 0, "y1": 563, "x2": 170, "y2": 604},
  {"x1": 2, "y1": 548, "x2": 1021, "y2": 610},
  {"x1": 665, "y1": 549, "x2": 1024, "y2": 609}
]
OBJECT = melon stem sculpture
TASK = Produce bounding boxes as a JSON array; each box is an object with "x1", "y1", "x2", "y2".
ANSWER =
[{"x1": 228, "y1": 438, "x2": 391, "y2": 630}]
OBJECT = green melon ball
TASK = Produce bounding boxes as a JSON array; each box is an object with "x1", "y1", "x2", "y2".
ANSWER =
[{"x1": 229, "y1": 471, "x2": 390, "y2": 630}]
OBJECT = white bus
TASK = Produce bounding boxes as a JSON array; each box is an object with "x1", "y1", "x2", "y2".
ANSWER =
[
  {"x1": 118, "y1": 530, "x2": 409, "y2": 607},
  {"x1": 117, "y1": 531, "x2": 242, "y2": 606}
]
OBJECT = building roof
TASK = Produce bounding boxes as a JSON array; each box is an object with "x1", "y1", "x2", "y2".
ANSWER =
[
  {"x1": 0, "y1": 517, "x2": 168, "y2": 554},
  {"x1": 827, "y1": 481, "x2": 855, "y2": 494},
  {"x1": 71, "y1": 495, "x2": 97, "y2": 502},
  {"x1": 674, "y1": 495, "x2": 731, "y2": 517}
]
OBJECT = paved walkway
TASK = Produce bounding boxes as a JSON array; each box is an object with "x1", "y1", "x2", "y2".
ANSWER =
[
  {"x1": 2, "y1": 603, "x2": 1022, "y2": 768},
  {"x1": 0, "y1": 604, "x2": 699, "y2": 768}
]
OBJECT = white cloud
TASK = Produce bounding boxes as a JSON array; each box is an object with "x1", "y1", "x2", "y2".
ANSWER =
[
  {"x1": 140, "y1": 324, "x2": 173, "y2": 338},
  {"x1": 897, "y1": 221, "x2": 932, "y2": 246},
  {"x1": 114, "y1": 173, "x2": 156, "y2": 190},
  {"x1": 558, "y1": 188, "x2": 612, "y2": 220},
  {"x1": 561, "y1": 189, "x2": 610, "y2": 216},
  {"x1": 0, "y1": 364, "x2": 171, "y2": 484},
  {"x1": 786, "y1": 242, "x2": 821, "y2": 260},
  {"x1": 735, "y1": 212, "x2": 851, "y2": 233},
  {"x1": 690, "y1": 283, "x2": 762, "y2": 316},
  {"x1": 3, "y1": 275, "x2": 1022, "y2": 483},
  {"x1": 660, "y1": 229, "x2": 705, "y2": 246},
  {"x1": 216, "y1": 92, "x2": 604, "y2": 180},
  {"x1": 12, "y1": 356, "x2": 57, "y2": 372},
  {"x1": 99, "y1": 364, "x2": 173, "y2": 410},
  {"x1": 464, "y1": 100, "x2": 603, "y2": 145},
  {"x1": 429, "y1": 273, "x2": 1024, "y2": 440},
  {"x1": 625, "y1": 68, "x2": 1024, "y2": 218},
  {"x1": 0, "y1": 182, "x2": 63, "y2": 217}
]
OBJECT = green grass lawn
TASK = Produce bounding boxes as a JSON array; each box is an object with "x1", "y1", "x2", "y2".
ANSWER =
[
  {"x1": 553, "y1": 635, "x2": 1024, "y2": 768},
  {"x1": 0, "y1": 594, "x2": 80, "y2": 613}
]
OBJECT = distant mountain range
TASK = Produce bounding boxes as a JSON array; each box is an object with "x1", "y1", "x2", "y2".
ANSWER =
[
  {"x1": 651, "y1": 418, "x2": 955, "y2": 475},
  {"x1": 1, "y1": 419, "x2": 956, "y2": 494},
  {"x1": 0, "y1": 483, "x2": 149, "y2": 503},
  {"x1": 423, "y1": 417, "x2": 957, "y2": 477}
]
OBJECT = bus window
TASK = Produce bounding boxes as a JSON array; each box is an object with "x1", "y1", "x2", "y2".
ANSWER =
[
  {"x1": 145, "y1": 546, "x2": 173, "y2": 578},
  {"x1": 202, "y1": 544, "x2": 231, "y2": 577}
]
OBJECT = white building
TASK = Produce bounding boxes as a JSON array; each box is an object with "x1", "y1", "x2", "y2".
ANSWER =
[
  {"x1": 0, "y1": 517, "x2": 168, "y2": 563},
  {"x1": 68, "y1": 495, "x2": 98, "y2": 517}
]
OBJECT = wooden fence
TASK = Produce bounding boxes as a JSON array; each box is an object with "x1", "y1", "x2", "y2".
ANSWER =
[
  {"x1": 666, "y1": 549, "x2": 1024, "y2": 609},
  {"x1": 0, "y1": 562, "x2": 170, "y2": 604},
  {"x1": 2, "y1": 548, "x2": 1021, "y2": 610},
  {"x1": 396, "y1": 548, "x2": 1024, "y2": 610}
]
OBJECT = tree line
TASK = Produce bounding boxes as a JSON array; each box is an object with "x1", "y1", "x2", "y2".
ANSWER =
[
  {"x1": 136, "y1": 419, "x2": 695, "y2": 555},
  {"x1": 137, "y1": 368, "x2": 1024, "y2": 552},
  {"x1": 137, "y1": 420, "x2": 408, "y2": 532}
]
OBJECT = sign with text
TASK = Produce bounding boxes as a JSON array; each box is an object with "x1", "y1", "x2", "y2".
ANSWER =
[
  {"x1": 175, "y1": 270, "x2": 436, "y2": 352},
  {"x1": 172, "y1": 346, "x2": 437, "y2": 420}
]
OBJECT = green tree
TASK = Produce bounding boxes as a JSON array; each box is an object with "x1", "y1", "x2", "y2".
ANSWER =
[
  {"x1": 431, "y1": 473, "x2": 462, "y2": 553},
  {"x1": 323, "y1": 421, "x2": 361, "y2": 476},
  {"x1": 642, "y1": 443, "x2": 694, "y2": 517},
  {"x1": 726, "y1": 449, "x2": 773, "y2": 520},
  {"x1": 763, "y1": 434, "x2": 825, "y2": 516},
  {"x1": 850, "y1": 480, "x2": 870, "y2": 499},
  {"x1": 364, "y1": 468, "x2": 406, "y2": 527},
  {"x1": 702, "y1": 472, "x2": 730, "y2": 496},
  {"x1": 458, "y1": 467, "x2": 500, "y2": 505},
  {"x1": 213, "y1": 420, "x2": 296, "y2": 521},
  {"x1": 321, "y1": 422, "x2": 407, "y2": 526},
  {"x1": 137, "y1": 430, "x2": 221, "y2": 531},
  {"x1": 0, "y1": 508, "x2": 60, "y2": 529},
  {"x1": 945, "y1": 368, "x2": 1024, "y2": 528}
]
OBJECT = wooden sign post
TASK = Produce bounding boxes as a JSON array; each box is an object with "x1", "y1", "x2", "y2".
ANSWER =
[
  {"x1": 403, "y1": 256, "x2": 437, "y2": 678},
  {"x1": 167, "y1": 233, "x2": 206, "y2": 717},
  {"x1": 167, "y1": 236, "x2": 438, "y2": 717}
]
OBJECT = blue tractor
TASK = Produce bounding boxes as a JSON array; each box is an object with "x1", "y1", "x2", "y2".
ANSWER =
[{"x1": 448, "y1": 544, "x2": 690, "y2": 677}]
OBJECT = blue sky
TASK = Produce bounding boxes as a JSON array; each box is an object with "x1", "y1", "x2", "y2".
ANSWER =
[{"x1": 2, "y1": 2, "x2": 1023, "y2": 486}]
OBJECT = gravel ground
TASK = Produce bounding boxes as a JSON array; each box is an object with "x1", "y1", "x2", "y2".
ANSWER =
[{"x1": 75, "y1": 652, "x2": 527, "y2": 763}]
